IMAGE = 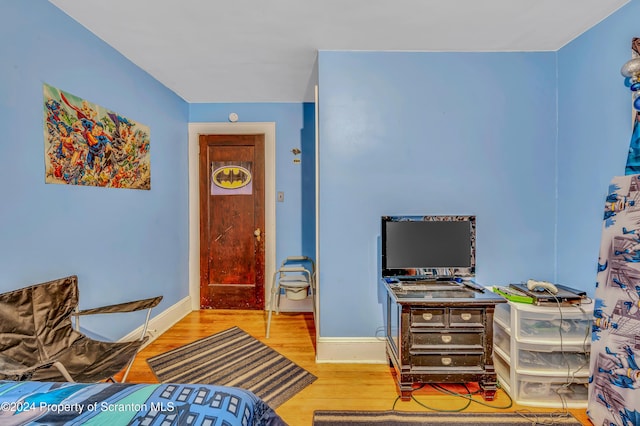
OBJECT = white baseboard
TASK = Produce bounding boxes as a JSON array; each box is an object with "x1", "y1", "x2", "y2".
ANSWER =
[
  {"x1": 119, "y1": 296, "x2": 193, "y2": 347},
  {"x1": 118, "y1": 297, "x2": 387, "y2": 365},
  {"x1": 316, "y1": 337, "x2": 388, "y2": 364}
]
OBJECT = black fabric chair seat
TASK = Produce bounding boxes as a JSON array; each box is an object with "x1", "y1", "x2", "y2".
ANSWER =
[{"x1": 0, "y1": 275, "x2": 162, "y2": 383}]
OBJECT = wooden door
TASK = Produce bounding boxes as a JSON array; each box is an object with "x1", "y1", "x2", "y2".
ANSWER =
[{"x1": 199, "y1": 134, "x2": 265, "y2": 309}]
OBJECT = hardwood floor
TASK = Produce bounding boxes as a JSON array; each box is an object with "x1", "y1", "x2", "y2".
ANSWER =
[{"x1": 123, "y1": 309, "x2": 592, "y2": 426}]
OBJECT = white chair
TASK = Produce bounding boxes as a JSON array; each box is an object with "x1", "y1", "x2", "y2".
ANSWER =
[{"x1": 266, "y1": 256, "x2": 315, "y2": 338}]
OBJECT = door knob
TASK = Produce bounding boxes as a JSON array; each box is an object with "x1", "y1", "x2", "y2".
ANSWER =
[{"x1": 254, "y1": 228, "x2": 261, "y2": 242}]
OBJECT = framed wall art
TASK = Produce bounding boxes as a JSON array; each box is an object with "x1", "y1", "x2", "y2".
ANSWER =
[{"x1": 43, "y1": 83, "x2": 150, "y2": 190}]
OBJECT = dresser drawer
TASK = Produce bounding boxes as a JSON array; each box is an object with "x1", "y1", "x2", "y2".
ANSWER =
[
  {"x1": 410, "y1": 352, "x2": 484, "y2": 368},
  {"x1": 450, "y1": 308, "x2": 484, "y2": 327},
  {"x1": 411, "y1": 309, "x2": 446, "y2": 327},
  {"x1": 412, "y1": 331, "x2": 483, "y2": 348}
]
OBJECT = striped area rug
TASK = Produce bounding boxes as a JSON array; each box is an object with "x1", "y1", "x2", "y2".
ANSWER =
[
  {"x1": 312, "y1": 411, "x2": 583, "y2": 425},
  {"x1": 147, "y1": 326, "x2": 316, "y2": 408}
]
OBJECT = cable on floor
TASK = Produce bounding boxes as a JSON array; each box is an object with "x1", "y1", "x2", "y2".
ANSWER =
[{"x1": 391, "y1": 382, "x2": 514, "y2": 412}]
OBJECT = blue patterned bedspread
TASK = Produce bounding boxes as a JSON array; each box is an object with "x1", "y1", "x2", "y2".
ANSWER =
[{"x1": 0, "y1": 380, "x2": 286, "y2": 425}]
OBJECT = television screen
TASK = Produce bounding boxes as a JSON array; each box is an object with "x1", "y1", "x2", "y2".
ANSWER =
[{"x1": 381, "y1": 215, "x2": 476, "y2": 279}]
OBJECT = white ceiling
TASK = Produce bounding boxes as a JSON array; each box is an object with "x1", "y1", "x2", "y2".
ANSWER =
[{"x1": 49, "y1": 0, "x2": 629, "y2": 103}]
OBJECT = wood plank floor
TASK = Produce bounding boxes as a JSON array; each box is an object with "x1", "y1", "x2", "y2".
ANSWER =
[{"x1": 122, "y1": 309, "x2": 591, "y2": 426}]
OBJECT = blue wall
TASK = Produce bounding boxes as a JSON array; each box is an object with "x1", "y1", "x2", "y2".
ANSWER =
[
  {"x1": 0, "y1": 0, "x2": 189, "y2": 339},
  {"x1": 317, "y1": 51, "x2": 557, "y2": 337},
  {"x1": 5, "y1": 0, "x2": 638, "y2": 342},
  {"x1": 189, "y1": 103, "x2": 316, "y2": 261},
  {"x1": 556, "y1": 0, "x2": 640, "y2": 288}
]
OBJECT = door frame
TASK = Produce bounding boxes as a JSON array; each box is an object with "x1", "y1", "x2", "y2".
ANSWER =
[{"x1": 188, "y1": 122, "x2": 276, "y2": 311}]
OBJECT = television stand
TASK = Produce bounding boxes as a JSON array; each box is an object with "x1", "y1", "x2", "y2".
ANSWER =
[{"x1": 383, "y1": 279, "x2": 506, "y2": 401}]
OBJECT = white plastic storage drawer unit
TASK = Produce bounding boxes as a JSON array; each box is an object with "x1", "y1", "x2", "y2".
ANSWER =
[{"x1": 493, "y1": 300, "x2": 592, "y2": 408}]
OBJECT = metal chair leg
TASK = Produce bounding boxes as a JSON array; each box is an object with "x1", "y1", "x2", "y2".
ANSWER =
[{"x1": 266, "y1": 271, "x2": 279, "y2": 338}]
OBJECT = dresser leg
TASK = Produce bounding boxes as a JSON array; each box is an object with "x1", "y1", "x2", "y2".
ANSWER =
[
  {"x1": 480, "y1": 380, "x2": 497, "y2": 401},
  {"x1": 396, "y1": 377, "x2": 413, "y2": 402},
  {"x1": 397, "y1": 382, "x2": 413, "y2": 401},
  {"x1": 388, "y1": 356, "x2": 413, "y2": 401}
]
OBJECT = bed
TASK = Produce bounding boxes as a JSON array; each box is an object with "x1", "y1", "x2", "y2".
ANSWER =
[{"x1": 0, "y1": 380, "x2": 286, "y2": 425}]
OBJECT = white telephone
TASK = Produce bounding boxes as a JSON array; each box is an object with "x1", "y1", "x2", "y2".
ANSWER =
[{"x1": 526, "y1": 279, "x2": 558, "y2": 294}]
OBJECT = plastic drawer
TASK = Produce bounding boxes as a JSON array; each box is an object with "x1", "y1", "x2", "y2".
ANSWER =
[
  {"x1": 493, "y1": 321, "x2": 511, "y2": 356},
  {"x1": 514, "y1": 372, "x2": 589, "y2": 407},
  {"x1": 516, "y1": 341, "x2": 590, "y2": 375},
  {"x1": 513, "y1": 303, "x2": 592, "y2": 343},
  {"x1": 494, "y1": 350, "x2": 511, "y2": 384},
  {"x1": 494, "y1": 303, "x2": 511, "y2": 330}
]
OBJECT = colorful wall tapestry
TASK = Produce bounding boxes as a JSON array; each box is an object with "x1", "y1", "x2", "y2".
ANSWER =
[{"x1": 43, "y1": 83, "x2": 150, "y2": 190}]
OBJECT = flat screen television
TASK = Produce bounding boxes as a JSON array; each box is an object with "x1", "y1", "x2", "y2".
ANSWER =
[{"x1": 381, "y1": 215, "x2": 476, "y2": 279}]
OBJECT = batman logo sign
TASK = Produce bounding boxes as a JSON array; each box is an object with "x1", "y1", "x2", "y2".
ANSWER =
[{"x1": 212, "y1": 166, "x2": 252, "y2": 189}]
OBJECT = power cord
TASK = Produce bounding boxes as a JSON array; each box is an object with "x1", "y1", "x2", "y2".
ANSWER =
[
  {"x1": 544, "y1": 289, "x2": 590, "y2": 412},
  {"x1": 511, "y1": 408, "x2": 582, "y2": 425},
  {"x1": 390, "y1": 383, "x2": 576, "y2": 425},
  {"x1": 391, "y1": 382, "x2": 513, "y2": 411}
]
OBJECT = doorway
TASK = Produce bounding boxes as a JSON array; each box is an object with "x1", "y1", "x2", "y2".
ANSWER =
[
  {"x1": 188, "y1": 123, "x2": 276, "y2": 311},
  {"x1": 199, "y1": 134, "x2": 265, "y2": 309}
]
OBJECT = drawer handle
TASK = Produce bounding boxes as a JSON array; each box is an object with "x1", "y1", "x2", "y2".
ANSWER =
[
  {"x1": 441, "y1": 335, "x2": 452, "y2": 343},
  {"x1": 422, "y1": 313, "x2": 433, "y2": 320},
  {"x1": 441, "y1": 357, "x2": 452, "y2": 366},
  {"x1": 461, "y1": 313, "x2": 472, "y2": 321}
]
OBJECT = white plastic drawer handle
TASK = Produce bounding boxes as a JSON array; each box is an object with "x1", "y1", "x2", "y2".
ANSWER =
[
  {"x1": 461, "y1": 313, "x2": 472, "y2": 321},
  {"x1": 441, "y1": 335, "x2": 452, "y2": 343},
  {"x1": 422, "y1": 313, "x2": 433, "y2": 321},
  {"x1": 441, "y1": 357, "x2": 452, "y2": 365}
]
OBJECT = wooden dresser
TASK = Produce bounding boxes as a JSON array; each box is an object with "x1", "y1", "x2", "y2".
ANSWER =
[{"x1": 383, "y1": 279, "x2": 506, "y2": 401}]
